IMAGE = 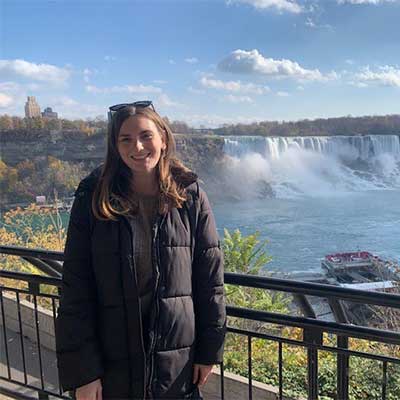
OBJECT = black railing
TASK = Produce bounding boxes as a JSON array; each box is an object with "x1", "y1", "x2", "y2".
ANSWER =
[{"x1": 1, "y1": 245, "x2": 400, "y2": 400}]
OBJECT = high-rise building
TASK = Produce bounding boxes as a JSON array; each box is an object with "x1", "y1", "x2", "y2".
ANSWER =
[
  {"x1": 42, "y1": 107, "x2": 58, "y2": 119},
  {"x1": 25, "y1": 96, "x2": 41, "y2": 118}
]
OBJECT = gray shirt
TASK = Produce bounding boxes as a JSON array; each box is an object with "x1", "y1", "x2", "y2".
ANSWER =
[{"x1": 127, "y1": 192, "x2": 159, "y2": 320}]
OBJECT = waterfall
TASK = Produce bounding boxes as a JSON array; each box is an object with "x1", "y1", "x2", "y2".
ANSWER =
[
  {"x1": 224, "y1": 135, "x2": 400, "y2": 161},
  {"x1": 221, "y1": 135, "x2": 400, "y2": 198}
]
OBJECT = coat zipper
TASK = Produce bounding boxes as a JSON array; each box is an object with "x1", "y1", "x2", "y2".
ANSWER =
[
  {"x1": 147, "y1": 212, "x2": 167, "y2": 397},
  {"x1": 121, "y1": 215, "x2": 147, "y2": 400}
]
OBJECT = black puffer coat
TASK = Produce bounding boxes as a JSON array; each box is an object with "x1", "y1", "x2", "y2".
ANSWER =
[{"x1": 55, "y1": 167, "x2": 226, "y2": 399}]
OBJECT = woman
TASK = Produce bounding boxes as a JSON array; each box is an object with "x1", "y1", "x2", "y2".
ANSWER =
[{"x1": 55, "y1": 101, "x2": 226, "y2": 400}]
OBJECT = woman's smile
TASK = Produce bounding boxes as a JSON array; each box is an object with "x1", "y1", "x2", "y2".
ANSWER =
[{"x1": 130, "y1": 152, "x2": 151, "y2": 161}]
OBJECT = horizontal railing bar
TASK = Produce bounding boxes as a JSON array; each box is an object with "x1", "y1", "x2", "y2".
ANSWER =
[
  {"x1": 228, "y1": 326, "x2": 400, "y2": 364},
  {"x1": 225, "y1": 272, "x2": 400, "y2": 309},
  {"x1": 0, "y1": 245, "x2": 64, "y2": 261},
  {"x1": 22, "y1": 256, "x2": 61, "y2": 278},
  {"x1": 0, "y1": 385, "x2": 39, "y2": 400},
  {"x1": 0, "y1": 270, "x2": 61, "y2": 287},
  {"x1": 0, "y1": 285, "x2": 60, "y2": 298},
  {"x1": 227, "y1": 305, "x2": 400, "y2": 345},
  {"x1": 2, "y1": 246, "x2": 399, "y2": 308},
  {"x1": 0, "y1": 376, "x2": 69, "y2": 399},
  {"x1": 45, "y1": 259, "x2": 64, "y2": 273}
]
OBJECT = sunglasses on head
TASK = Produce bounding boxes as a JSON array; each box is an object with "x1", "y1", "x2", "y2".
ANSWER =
[{"x1": 108, "y1": 100, "x2": 155, "y2": 123}]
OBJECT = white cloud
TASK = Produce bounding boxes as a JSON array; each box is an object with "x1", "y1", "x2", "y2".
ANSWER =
[
  {"x1": 188, "y1": 86, "x2": 206, "y2": 94},
  {"x1": 218, "y1": 49, "x2": 338, "y2": 82},
  {"x1": 305, "y1": 17, "x2": 316, "y2": 27},
  {"x1": 157, "y1": 93, "x2": 181, "y2": 108},
  {"x1": 0, "y1": 93, "x2": 13, "y2": 108},
  {"x1": 85, "y1": 84, "x2": 162, "y2": 94},
  {"x1": 349, "y1": 81, "x2": 369, "y2": 88},
  {"x1": 179, "y1": 113, "x2": 264, "y2": 128},
  {"x1": 0, "y1": 81, "x2": 46, "y2": 98},
  {"x1": 169, "y1": 59, "x2": 176, "y2": 65},
  {"x1": 200, "y1": 76, "x2": 270, "y2": 94},
  {"x1": 48, "y1": 96, "x2": 105, "y2": 119},
  {"x1": 104, "y1": 55, "x2": 116, "y2": 61},
  {"x1": 83, "y1": 68, "x2": 95, "y2": 83},
  {"x1": 227, "y1": 0, "x2": 303, "y2": 13},
  {"x1": 0, "y1": 59, "x2": 70, "y2": 84},
  {"x1": 0, "y1": 81, "x2": 21, "y2": 92},
  {"x1": 354, "y1": 65, "x2": 400, "y2": 87},
  {"x1": 337, "y1": 0, "x2": 396, "y2": 4},
  {"x1": 277, "y1": 91, "x2": 290, "y2": 96},
  {"x1": 185, "y1": 57, "x2": 199, "y2": 64},
  {"x1": 304, "y1": 17, "x2": 332, "y2": 30},
  {"x1": 26, "y1": 83, "x2": 42, "y2": 91},
  {"x1": 153, "y1": 79, "x2": 168, "y2": 84},
  {"x1": 223, "y1": 94, "x2": 254, "y2": 103},
  {"x1": 53, "y1": 96, "x2": 79, "y2": 107},
  {"x1": 345, "y1": 59, "x2": 355, "y2": 65}
]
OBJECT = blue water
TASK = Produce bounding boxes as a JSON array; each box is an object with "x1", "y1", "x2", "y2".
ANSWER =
[{"x1": 213, "y1": 189, "x2": 400, "y2": 274}]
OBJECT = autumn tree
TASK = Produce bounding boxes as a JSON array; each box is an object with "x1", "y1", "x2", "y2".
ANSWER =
[
  {"x1": 46, "y1": 156, "x2": 86, "y2": 196},
  {"x1": 0, "y1": 115, "x2": 13, "y2": 130},
  {"x1": 44, "y1": 118, "x2": 62, "y2": 131},
  {"x1": 0, "y1": 160, "x2": 18, "y2": 198}
]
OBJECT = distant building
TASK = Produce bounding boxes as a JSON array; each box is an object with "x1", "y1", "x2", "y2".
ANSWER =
[
  {"x1": 24, "y1": 96, "x2": 41, "y2": 118},
  {"x1": 36, "y1": 195, "x2": 46, "y2": 204},
  {"x1": 42, "y1": 107, "x2": 58, "y2": 119}
]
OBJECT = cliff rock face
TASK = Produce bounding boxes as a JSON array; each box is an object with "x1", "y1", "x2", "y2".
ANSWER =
[
  {"x1": 1, "y1": 130, "x2": 107, "y2": 166},
  {"x1": 0, "y1": 130, "x2": 225, "y2": 178},
  {"x1": 174, "y1": 134, "x2": 225, "y2": 177}
]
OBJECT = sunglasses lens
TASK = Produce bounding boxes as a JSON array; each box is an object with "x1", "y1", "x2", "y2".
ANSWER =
[
  {"x1": 109, "y1": 104, "x2": 126, "y2": 112},
  {"x1": 109, "y1": 100, "x2": 154, "y2": 113},
  {"x1": 133, "y1": 101, "x2": 152, "y2": 108}
]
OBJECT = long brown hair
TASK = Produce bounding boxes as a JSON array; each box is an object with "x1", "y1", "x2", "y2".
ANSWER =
[{"x1": 92, "y1": 106, "x2": 193, "y2": 221}]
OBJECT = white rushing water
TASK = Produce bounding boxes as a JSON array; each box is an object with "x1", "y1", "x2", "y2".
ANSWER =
[
  {"x1": 222, "y1": 135, "x2": 400, "y2": 198},
  {"x1": 214, "y1": 134, "x2": 400, "y2": 272}
]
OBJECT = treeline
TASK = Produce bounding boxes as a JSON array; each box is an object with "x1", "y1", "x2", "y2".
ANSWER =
[
  {"x1": 0, "y1": 115, "x2": 106, "y2": 135},
  {"x1": 0, "y1": 115, "x2": 200, "y2": 135},
  {"x1": 214, "y1": 114, "x2": 400, "y2": 137},
  {"x1": 0, "y1": 157, "x2": 89, "y2": 205}
]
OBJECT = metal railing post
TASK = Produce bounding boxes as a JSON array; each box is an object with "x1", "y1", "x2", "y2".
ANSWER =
[
  {"x1": 337, "y1": 335, "x2": 349, "y2": 400},
  {"x1": 38, "y1": 390, "x2": 49, "y2": 400},
  {"x1": 304, "y1": 328, "x2": 322, "y2": 400}
]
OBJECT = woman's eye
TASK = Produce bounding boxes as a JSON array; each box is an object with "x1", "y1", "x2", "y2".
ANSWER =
[{"x1": 143, "y1": 133, "x2": 153, "y2": 140}]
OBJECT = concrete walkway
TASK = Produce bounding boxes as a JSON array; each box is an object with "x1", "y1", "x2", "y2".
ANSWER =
[{"x1": 0, "y1": 326, "x2": 62, "y2": 399}]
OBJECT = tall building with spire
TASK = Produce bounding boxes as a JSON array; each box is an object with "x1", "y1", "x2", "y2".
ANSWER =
[{"x1": 24, "y1": 96, "x2": 41, "y2": 118}]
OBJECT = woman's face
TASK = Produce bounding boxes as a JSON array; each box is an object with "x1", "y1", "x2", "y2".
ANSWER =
[{"x1": 117, "y1": 115, "x2": 166, "y2": 175}]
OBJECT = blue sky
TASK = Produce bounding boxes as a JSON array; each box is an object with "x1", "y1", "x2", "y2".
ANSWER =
[{"x1": 1, "y1": 0, "x2": 399, "y2": 127}]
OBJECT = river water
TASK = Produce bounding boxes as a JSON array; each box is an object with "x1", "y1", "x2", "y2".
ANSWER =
[{"x1": 213, "y1": 135, "x2": 400, "y2": 274}]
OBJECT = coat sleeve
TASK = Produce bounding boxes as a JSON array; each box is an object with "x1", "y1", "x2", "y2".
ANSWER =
[
  {"x1": 192, "y1": 187, "x2": 226, "y2": 365},
  {"x1": 55, "y1": 187, "x2": 104, "y2": 392}
]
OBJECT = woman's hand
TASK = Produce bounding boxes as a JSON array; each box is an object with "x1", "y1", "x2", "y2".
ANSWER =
[
  {"x1": 193, "y1": 364, "x2": 213, "y2": 386},
  {"x1": 76, "y1": 378, "x2": 102, "y2": 400}
]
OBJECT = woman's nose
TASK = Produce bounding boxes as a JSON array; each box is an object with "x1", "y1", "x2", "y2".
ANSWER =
[{"x1": 133, "y1": 139, "x2": 144, "y2": 152}]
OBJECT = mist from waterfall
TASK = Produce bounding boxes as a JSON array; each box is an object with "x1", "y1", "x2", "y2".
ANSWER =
[{"x1": 222, "y1": 135, "x2": 400, "y2": 198}]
